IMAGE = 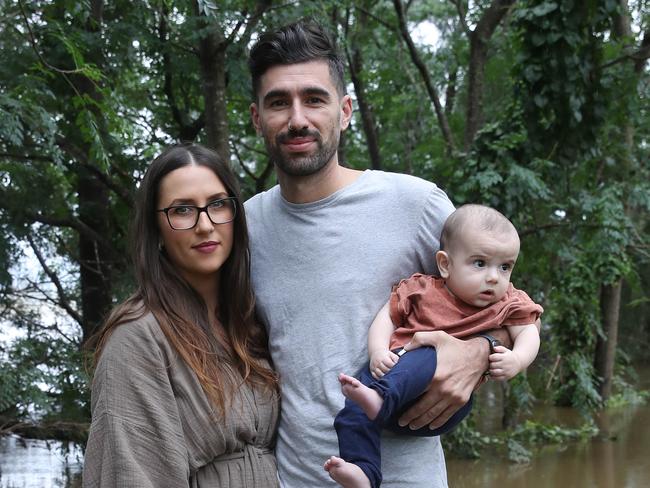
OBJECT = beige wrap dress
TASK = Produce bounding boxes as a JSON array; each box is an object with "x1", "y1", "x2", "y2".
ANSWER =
[{"x1": 82, "y1": 313, "x2": 279, "y2": 488}]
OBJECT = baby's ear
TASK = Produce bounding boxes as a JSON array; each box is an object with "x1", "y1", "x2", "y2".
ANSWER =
[{"x1": 436, "y1": 250, "x2": 450, "y2": 278}]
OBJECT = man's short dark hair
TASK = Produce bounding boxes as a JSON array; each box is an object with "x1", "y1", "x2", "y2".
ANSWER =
[{"x1": 249, "y1": 21, "x2": 346, "y2": 100}]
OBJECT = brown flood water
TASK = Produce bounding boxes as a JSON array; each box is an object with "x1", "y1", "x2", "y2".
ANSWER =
[
  {"x1": 1, "y1": 368, "x2": 649, "y2": 487},
  {"x1": 446, "y1": 365, "x2": 650, "y2": 488}
]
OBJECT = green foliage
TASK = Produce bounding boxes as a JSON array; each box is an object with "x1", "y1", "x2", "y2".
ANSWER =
[
  {"x1": 606, "y1": 388, "x2": 650, "y2": 409},
  {"x1": 511, "y1": 419, "x2": 599, "y2": 445},
  {"x1": 0, "y1": 327, "x2": 90, "y2": 421},
  {"x1": 443, "y1": 418, "x2": 494, "y2": 459},
  {"x1": 0, "y1": 0, "x2": 648, "y2": 445}
]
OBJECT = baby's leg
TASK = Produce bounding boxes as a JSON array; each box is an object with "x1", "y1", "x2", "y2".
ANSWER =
[
  {"x1": 339, "y1": 373, "x2": 383, "y2": 420},
  {"x1": 324, "y1": 456, "x2": 371, "y2": 488},
  {"x1": 331, "y1": 367, "x2": 384, "y2": 488}
]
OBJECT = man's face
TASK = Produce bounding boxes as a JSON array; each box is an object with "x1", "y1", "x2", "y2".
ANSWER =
[{"x1": 250, "y1": 60, "x2": 352, "y2": 177}]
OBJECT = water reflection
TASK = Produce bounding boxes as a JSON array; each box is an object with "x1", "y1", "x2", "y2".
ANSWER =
[
  {"x1": 0, "y1": 436, "x2": 82, "y2": 488},
  {"x1": 446, "y1": 385, "x2": 650, "y2": 487},
  {"x1": 1, "y1": 371, "x2": 649, "y2": 487}
]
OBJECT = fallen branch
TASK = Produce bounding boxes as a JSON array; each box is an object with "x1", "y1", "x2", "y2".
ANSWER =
[{"x1": 0, "y1": 417, "x2": 89, "y2": 444}]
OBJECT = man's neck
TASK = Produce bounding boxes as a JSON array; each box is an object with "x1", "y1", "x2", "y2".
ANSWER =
[{"x1": 277, "y1": 159, "x2": 363, "y2": 204}]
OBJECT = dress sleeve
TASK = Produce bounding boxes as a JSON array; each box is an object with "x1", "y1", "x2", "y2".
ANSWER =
[{"x1": 83, "y1": 318, "x2": 190, "y2": 488}]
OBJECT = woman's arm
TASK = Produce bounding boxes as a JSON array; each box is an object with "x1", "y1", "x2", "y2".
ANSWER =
[{"x1": 83, "y1": 319, "x2": 190, "y2": 488}]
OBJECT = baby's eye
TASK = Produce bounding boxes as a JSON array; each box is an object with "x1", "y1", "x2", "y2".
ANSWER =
[
  {"x1": 473, "y1": 259, "x2": 486, "y2": 268},
  {"x1": 500, "y1": 263, "x2": 511, "y2": 272}
]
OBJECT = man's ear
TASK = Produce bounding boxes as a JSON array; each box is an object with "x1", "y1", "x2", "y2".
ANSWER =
[
  {"x1": 436, "y1": 250, "x2": 450, "y2": 278},
  {"x1": 339, "y1": 94, "x2": 353, "y2": 130},
  {"x1": 250, "y1": 102, "x2": 261, "y2": 135}
]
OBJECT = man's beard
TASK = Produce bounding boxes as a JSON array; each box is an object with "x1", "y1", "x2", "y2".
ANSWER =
[{"x1": 265, "y1": 127, "x2": 339, "y2": 177}]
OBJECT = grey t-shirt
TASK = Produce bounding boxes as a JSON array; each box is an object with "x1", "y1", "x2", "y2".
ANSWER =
[{"x1": 245, "y1": 170, "x2": 454, "y2": 487}]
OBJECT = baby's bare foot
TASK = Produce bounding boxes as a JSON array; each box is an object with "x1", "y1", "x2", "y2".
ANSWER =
[
  {"x1": 338, "y1": 373, "x2": 383, "y2": 420},
  {"x1": 324, "y1": 455, "x2": 371, "y2": 488}
]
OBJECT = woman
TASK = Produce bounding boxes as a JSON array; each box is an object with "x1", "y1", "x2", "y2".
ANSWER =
[{"x1": 83, "y1": 144, "x2": 279, "y2": 487}]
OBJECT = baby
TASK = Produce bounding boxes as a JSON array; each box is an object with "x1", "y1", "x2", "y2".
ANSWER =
[{"x1": 324, "y1": 204, "x2": 543, "y2": 488}]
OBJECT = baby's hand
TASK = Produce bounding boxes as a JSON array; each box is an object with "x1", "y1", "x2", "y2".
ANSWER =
[
  {"x1": 370, "y1": 349, "x2": 399, "y2": 379},
  {"x1": 488, "y1": 345, "x2": 522, "y2": 381}
]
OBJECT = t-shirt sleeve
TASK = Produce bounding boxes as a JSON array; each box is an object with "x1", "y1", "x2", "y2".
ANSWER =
[
  {"x1": 413, "y1": 185, "x2": 455, "y2": 275},
  {"x1": 389, "y1": 274, "x2": 432, "y2": 329},
  {"x1": 501, "y1": 288, "x2": 544, "y2": 326},
  {"x1": 83, "y1": 321, "x2": 190, "y2": 488}
]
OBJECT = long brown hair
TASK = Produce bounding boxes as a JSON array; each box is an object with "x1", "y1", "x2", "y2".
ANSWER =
[{"x1": 92, "y1": 144, "x2": 277, "y2": 415}]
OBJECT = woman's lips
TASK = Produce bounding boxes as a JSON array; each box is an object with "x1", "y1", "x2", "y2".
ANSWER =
[{"x1": 193, "y1": 242, "x2": 220, "y2": 253}]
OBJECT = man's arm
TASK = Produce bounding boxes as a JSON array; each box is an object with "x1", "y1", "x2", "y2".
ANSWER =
[
  {"x1": 396, "y1": 326, "x2": 513, "y2": 430},
  {"x1": 489, "y1": 323, "x2": 540, "y2": 380}
]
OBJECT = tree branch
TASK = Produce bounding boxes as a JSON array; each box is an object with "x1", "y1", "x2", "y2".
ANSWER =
[
  {"x1": 17, "y1": 0, "x2": 85, "y2": 75},
  {"x1": 23, "y1": 211, "x2": 107, "y2": 249},
  {"x1": 354, "y1": 5, "x2": 395, "y2": 31},
  {"x1": 26, "y1": 236, "x2": 83, "y2": 326},
  {"x1": 77, "y1": 161, "x2": 134, "y2": 207},
  {"x1": 392, "y1": 0, "x2": 455, "y2": 154},
  {"x1": 448, "y1": 0, "x2": 471, "y2": 36},
  {"x1": 158, "y1": 3, "x2": 205, "y2": 142},
  {"x1": 601, "y1": 40, "x2": 650, "y2": 70}
]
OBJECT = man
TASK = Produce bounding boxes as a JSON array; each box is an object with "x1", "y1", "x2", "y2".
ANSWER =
[{"x1": 245, "y1": 21, "x2": 509, "y2": 487}]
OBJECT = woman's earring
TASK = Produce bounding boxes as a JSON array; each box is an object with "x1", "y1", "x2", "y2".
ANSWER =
[{"x1": 158, "y1": 241, "x2": 163, "y2": 251}]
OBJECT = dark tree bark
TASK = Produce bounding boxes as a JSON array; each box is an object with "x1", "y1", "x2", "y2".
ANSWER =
[
  {"x1": 198, "y1": 30, "x2": 229, "y2": 158},
  {"x1": 462, "y1": 0, "x2": 515, "y2": 150},
  {"x1": 158, "y1": 3, "x2": 204, "y2": 142},
  {"x1": 445, "y1": 67, "x2": 457, "y2": 119},
  {"x1": 594, "y1": 281, "x2": 622, "y2": 400},
  {"x1": 71, "y1": 0, "x2": 113, "y2": 343},
  {"x1": 193, "y1": 0, "x2": 270, "y2": 159},
  {"x1": 346, "y1": 8, "x2": 382, "y2": 169}
]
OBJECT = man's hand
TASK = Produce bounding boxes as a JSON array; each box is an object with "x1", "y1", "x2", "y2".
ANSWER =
[
  {"x1": 488, "y1": 345, "x2": 521, "y2": 381},
  {"x1": 369, "y1": 349, "x2": 399, "y2": 379},
  {"x1": 397, "y1": 331, "x2": 488, "y2": 430}
]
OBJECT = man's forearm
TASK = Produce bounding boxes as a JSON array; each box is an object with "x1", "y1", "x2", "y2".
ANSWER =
[
  {"x1": 469, "y1": 328, "x2": 512, "y2": 379},
  {"x1": 489, "y1": 327, "x2": 513, "y2": 349}
]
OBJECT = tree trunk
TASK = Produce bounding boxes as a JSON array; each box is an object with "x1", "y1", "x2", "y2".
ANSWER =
[
  {"x1": 198, "y1": 30, "x2": 229, "y2": 159},
  {"x1": 346, "y1": 10, "x2": 382, "y2": 169},
  {"x1": 463, "y1": 0, "x2": 515, "y2": 150},
  {"x1": 594, "y1": 280, "x2": 622, "y2": 400},
  {"x1": 445, "y1": 68, "x2": 457, "y2": 119},
  {"x1": 592, "y1": 0, "x2": 650, "y2": 401},
  {"x1": 75, "y1": 0, "x2": 113, "y2": 343},
  {"x1": 593, "y1": 0, "x2": 650, "y2": 402}
]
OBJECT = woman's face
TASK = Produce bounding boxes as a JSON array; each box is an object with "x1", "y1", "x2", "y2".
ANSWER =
[{"x1": 157, "y1": 164, "x2": 234, "y2": 290}]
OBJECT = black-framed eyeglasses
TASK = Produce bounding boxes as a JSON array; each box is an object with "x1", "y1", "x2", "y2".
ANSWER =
[{"x1": 157, "y1": 197, "x2": 238, "y2": 230}]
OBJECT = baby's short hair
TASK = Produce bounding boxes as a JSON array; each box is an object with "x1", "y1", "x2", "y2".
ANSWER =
[{"x1": 440, "y1": 204, "x2": 518, "y2": 252}]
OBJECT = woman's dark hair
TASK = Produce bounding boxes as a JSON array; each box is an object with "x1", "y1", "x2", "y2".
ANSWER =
[
  {"x1": 92, "y1": 144, "x2": 277, "y2": 415},
  {"x1": 249, "y1": 20, "x2": 346, "y2": 99}
]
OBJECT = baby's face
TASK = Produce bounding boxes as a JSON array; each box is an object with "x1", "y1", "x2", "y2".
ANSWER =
[{"x1": 443, "y1": 228, "x2": 520, "y2": 308}]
